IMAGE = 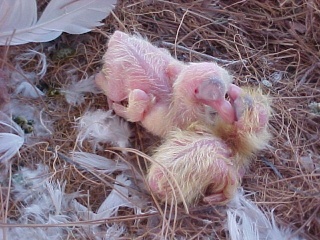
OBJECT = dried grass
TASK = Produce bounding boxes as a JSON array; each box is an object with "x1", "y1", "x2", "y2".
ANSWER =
[{"x1": 0, "y1": 0, "x2": 319, "y2": 239}]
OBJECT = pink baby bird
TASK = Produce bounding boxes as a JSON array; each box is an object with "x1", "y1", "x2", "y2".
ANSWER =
[
  {"x1": 147, "y1": 85, "x2": 271, "y2": 206},
  {"x1": 95, "y1": 31, "x2": 235, "y2": 137}
]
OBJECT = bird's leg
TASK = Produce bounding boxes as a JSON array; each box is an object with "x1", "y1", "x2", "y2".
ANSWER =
[
  {"x1": 203, "y1": 164, "x2": 240, "y2": 204},
  {"x1": 112, "y1": 89, "x2": 154, "y2": 122}
]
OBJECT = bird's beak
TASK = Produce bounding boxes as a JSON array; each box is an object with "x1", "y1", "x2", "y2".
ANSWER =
[
  {"x1": 209, "y1": 99, "x2": 236, "y2": 124},
  {"x1": 195, "y1": 78, "x2": 236, "y2": 124}
]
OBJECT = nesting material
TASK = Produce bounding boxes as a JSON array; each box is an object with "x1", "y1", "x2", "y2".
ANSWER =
[
  {"x1": 13, "y1": 81, "x2": 44, "y2": 98},
  {"x1": 71, "y1": 151, "x2": 130, "y2": 174},
  {"x1": 0, "y1": 70, "x2": 10, "y2": 109},
  {"x1": 62, "y1": 76, "x2": 101, "y2": 106},
  {"x1": 227, "y1": 189, "x2": 304, "y2": 240},
  {"x1": 0, "y1": 112, "x2": 24, "y2": 164},
  {"x1": 76, "y1": 109, "x2": 131, "y2": 150},
  {"x1": 0, "y1": 0, "x2": 319, "y2": 239},
  {"x1": 5, "y1": 164, "x2": 138, "y2": 240},
  {"x1": 3, "y1": 100, "x2": 53, "y2": 139}
]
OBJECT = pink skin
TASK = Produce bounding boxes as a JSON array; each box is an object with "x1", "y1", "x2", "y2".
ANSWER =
[
  {"x1": 203, "y1": 163, "x2": 240, "y2": 203},
  {"x1": 148, "y1": 162, "x2": 239, "y2": 203},
  {"x1": 197, "y1": 84, "x2": 242, "y2": 124},
  {"x1": 112, "y1": 89, "x2": 153, "y2": 122},
  {"x1": 229, "y1": 84, "x2": 269, "y2": 130},
  {"x1": 195, "y1": 79, "x2": 236, "y2": 124},
  {"x1": 147, "y1": 136, "x2": 240, "y2": 205},
  {"x1": 204, "y1": 99, "x2": 235, "y2": 123},
  {"x1": 95, "y1": 31, "x2": 182, "y2": 119},
  {"x1": 95, "y1": 31, "x2": 234, "y2": 136},
  {"x1": 96, "y1": 32, "x2": 270, "y2": 205},
  {"x1": 148, "y1": 169, "x2": 166, "y2": 198},
  {"x1": 228, "y1": 84, "x2": 243, "y2": 102},
  {"x1": 204, "y1": 83, "x2": 268, "y2": 127},
  {"x1": 147, "y1": 84, "x2": 269, "y2": 205}
]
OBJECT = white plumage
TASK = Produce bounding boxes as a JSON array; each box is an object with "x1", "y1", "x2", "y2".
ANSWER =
[
  {"x1": 76, "y1": 109, "x2": 131, "y2": 151},
  {"x1": 0, "y1": 112, "x2": 24, "y2": 164},
  {"x1": 0, "y1": 0, "x2": 117, "y2": 45},
  {"x1": 62, "y1": 76, "x2": 102, "y2": 106},
  {"x1": 227, "y1": 189, "x2": 305, "y2": 240},
  {"x1": 71, "y1": 151, "x2": 130, "y2": 174}
]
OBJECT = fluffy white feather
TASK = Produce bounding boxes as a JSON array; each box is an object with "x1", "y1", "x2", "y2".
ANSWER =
[
  {"x1": 96, "y1": 173, "x2": 133, "y2": 219},
  {"x1": 62, "y1": 76, "x2": 102, "y2": 106},
  {"x1": 0, "y1": 112, "x2": 24, "y2": 163},
  {"x1": 0, "y1": 0, "x2": 37, "y2": 32},
  {"x1": 45, "y1": 181, "x2": 66, "y2": 215},
  {"x1": 14, "y1": 81, "x2": 45, "y2": 98},
  {"x1": 9, "y1": 51, "x2": 47, "y2": 99},
  {"x1": 14, "y1": 49, "x2": 48, "y2": 79},
  {"x1": 8, "y1": 226, "x2": 65, "y2": 240},
  {"x1": 104, "y1": 224, "x2": 127, "y2": 240},
  {"x1": 12, "y1": 164, "x2": 49, "y2": 202},
  {"x1": 10, "y1": 64, "x2": 37, "y2": 85},
  {"x1": 0, "y1": 0, "x2": 117, "y2": 45},
  {"x1": 76, "y1": 109, "x2": 131, "y2": 150},
  {"x1": 71, "y1": 151, "x2": 130, "y2": 173},
  {"x1": 226, "y1": 188, "x2": 305, "y2": 240},
  {"x1": 10, "y1": 164, "x2": 132, "y2": 239},
  {"x1": 10, "y1": 165, "x2": 80, "y2": 239}
]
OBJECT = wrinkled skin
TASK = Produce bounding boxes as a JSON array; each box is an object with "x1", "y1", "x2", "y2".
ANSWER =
[
  {"x1": 147, "y1": 85, "x2": 271, "y2": 205},
  {"x1": 95, "y1": 31, "x2": 234, "y2": 137}
]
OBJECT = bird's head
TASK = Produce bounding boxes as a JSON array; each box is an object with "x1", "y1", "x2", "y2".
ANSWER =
[{"x1": 173, "y1": 62, "x2": 236, "y2": 123}]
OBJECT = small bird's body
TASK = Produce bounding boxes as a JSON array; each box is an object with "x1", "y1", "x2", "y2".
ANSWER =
[
  {"x1": 147, "y1": 128, "x2": 240, "y2": 205},
  {"x1": 95, "y1": 31, "x2": 234, "y2": 137},
  {"x1": 95, "y1": 31, "x2": 271, "y2": 206},
  {"x1": 96, "y1": 30, "x2": 179, "y2": 103},
  {"x1": 147, "y1": 86, "x2": 271, "y2": 205}
]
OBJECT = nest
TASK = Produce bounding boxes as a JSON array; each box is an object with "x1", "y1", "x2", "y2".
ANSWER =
[{"x1": 0, "y1": 0, "x2": 319, "y2": 239}]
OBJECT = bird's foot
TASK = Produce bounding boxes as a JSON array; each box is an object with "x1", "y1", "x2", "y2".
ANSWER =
[{"x1": 112, "y1": 89, "x2": 154, "y2": 122}]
